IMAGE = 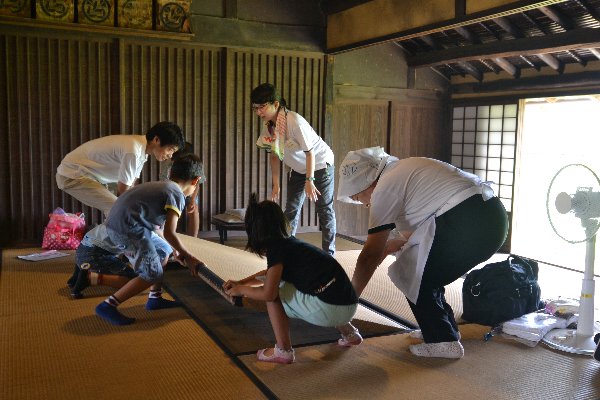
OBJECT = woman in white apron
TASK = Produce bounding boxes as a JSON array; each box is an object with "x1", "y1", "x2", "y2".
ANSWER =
[{"x1": 337, "y1": 147, "x2": 508, "y2": 358}]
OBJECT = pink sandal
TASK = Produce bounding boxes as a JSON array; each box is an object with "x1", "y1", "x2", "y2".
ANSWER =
[
  {"x1": 338, "y1": 327, "x2": 363, "y2": 347},
  {"x1": 256, "y1": 345, "x2": 295, "y2": 364}
]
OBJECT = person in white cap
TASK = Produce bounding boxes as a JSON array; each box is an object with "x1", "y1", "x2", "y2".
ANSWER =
[
  {"x1": 338, "y1": 147, "x2": 508, "y2": 358},
  {"x1": 251, "y1": 83, "x2": 336, "y2": 255}
]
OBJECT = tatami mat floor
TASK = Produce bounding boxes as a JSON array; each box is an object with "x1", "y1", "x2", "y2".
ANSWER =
[{"x1": 2, "y1": 232, "x2": 600, "y2": 399}]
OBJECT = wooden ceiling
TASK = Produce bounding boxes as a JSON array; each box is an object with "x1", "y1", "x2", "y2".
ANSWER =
[{"x1": 322, "y1": 0, "x2": 600, "y2": 91}]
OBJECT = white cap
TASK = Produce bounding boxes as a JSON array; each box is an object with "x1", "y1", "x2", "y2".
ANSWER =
[{"x1": 337, "y1": 146, "x2": 390, "y2": 203}]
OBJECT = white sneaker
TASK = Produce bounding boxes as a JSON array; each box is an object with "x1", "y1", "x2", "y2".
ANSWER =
[{"x1": 409, "y1": 341, "x2": 464, "y2": 359}]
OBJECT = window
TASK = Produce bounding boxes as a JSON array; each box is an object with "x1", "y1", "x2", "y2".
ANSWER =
[{"x1": 451, "y1": 103, "x2": 518, "y2": 213}]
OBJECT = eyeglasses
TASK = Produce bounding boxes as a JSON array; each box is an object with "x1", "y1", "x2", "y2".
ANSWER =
[{"x1": 251, "y1": 102, "x2": 269, "y2": 112}]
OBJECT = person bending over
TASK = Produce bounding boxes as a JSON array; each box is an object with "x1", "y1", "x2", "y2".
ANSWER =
[
  {"x1": 337, "y1": 147, "x2": 508, "y2": 359},
  {"x1": 251, "y1": 83, "x2": 336, "y2": 255},
  {"x1": 56, "y1": 121, "x2": 184, "y2": 217}
]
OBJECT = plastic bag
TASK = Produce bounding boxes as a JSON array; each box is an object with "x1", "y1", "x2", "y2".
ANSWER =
[
  {"x1": 41, "y1": 208, "x2": 86, "y2": 250},
  {"x1": 500, "y1": 311, "x2": 577, "y2": 346}
]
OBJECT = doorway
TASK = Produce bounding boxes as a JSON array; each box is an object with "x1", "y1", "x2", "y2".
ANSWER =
[{"x1": 511, "y1": 95, "x2": 600, "y2": 273}]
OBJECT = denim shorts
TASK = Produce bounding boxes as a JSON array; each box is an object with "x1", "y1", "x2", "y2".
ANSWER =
[
  {"x1": 104, "y1": 228, "x2": 172, "y2": 282},
  {"x1": 75, "y1": 245, "x2": 138, "y2": 278},
  {"x1": 279, "y1": 281, "x2": 358, "y2": 327}
]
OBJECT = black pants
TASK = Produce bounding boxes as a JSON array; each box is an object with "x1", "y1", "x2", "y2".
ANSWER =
[{"x1": 407, "y1": 195, "x2": 508, "y2": 343}]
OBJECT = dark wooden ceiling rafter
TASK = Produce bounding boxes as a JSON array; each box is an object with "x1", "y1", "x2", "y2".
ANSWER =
[
  {"x1": 574, "y1": 0, "x2": 600, "y2": 23},
  {"x1": 391, "y1": 0, "x2": 600, "y2": 84},
  {"x1": 409, "y1": 28, "x2": 600, "y2": 66},
  {"x1": 521, "y1": 7, "x2": 585, "y2": 67}
]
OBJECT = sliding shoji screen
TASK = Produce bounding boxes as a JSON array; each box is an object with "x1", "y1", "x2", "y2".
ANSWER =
[{"x1": 451, "y1": 103, "x2": 518, "y2": 213}]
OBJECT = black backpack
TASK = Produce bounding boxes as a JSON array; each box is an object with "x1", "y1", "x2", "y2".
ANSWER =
[{"x1": 462, "y1": 254, "x2": 543, "y2": 326}]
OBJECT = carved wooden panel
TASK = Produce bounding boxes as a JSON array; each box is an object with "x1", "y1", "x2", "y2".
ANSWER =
[
  {"x1": 78, "y1": 0, "x2": 114, "y2": 26},
  {"x1": 118, "y1": 0, "x2": 152, "y2": 29},
  {"x1": 36, "y1": 0, "x2": 74, "y2": 22},
  {"x1": 0, "y1": 0, "x2": 32, "y2": 17},
  {"x1": 155, "y1": 0, "x2": 191, "y2": 33}
]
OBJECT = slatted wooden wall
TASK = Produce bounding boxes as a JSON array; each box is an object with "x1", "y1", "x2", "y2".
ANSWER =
[
  {"x1": 0, "y1": 29, "x2": 326, "y2": 245},
  {"x1": 0, "y1": 33, "x2": 114, "y2": 244},
  {"x1": 225, "y1": 49, "x2": 325, "y2": 228},
  {"x1": 118, "y1": 41, "x2": 223, "y2": 232}
]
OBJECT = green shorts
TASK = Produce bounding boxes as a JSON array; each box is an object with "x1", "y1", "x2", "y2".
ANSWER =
[{"x1": 279, "y1": 281, "x2": 358, "y2": 328}]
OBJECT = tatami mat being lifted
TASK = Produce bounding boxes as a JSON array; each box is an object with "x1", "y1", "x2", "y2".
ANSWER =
[
  {"x1": 240, "y1": 323, "x2": 600, "y2": 400},
  {"x1": 0, "y1": 249, "x2": 267, "y2": 400},
  {"x1": 168, "y1": 235, "x2": 407, "y2": 354}
]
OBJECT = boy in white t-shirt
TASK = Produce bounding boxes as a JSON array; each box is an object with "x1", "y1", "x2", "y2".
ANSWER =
[{"x1": 56, "y1": 121, "x2": 184, "y2": 217}]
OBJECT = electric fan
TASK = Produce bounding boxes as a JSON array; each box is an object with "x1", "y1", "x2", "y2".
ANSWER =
[{"x1": 542, "y1": 164, "x2": 600, "y2": 355}]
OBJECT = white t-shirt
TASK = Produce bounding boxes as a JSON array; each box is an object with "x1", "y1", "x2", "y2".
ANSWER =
[
  {"x1": 369, "y1": 157, "x2": 486, "y2": 233},
  {"x1": 369, "y1": 157, "x2": 494, "y2": 303},
  {"x1": 57, "y1": 135, "x2": 148, "y2": 186},
  {"x1": 263, "y1": 111, "x2": 334, "y2": 173}
]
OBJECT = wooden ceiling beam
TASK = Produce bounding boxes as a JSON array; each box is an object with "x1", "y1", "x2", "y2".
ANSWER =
[
  {"x1": 492, "y1": 16, "x2": 525, "y2": 38},
  {"x1": 480, "y1": 20, "x2": 539, "y2": 74},
  {"x1": 523, "y1": 9, "x2": 586, "y2": 67},
  {"x1": 573, "y1": 0, "x2": 600, "y2": 24},
  {"x1": 539, "y1": 5, "x2": 575, "y2": 30},
  {"x1": 589, "y1": 48, "x2": 600, "y2": 60},
  {"x1": 478, "y1": 21, "x2": 502, "y2": 40},
  {"x1": 457, "y1": 60, "x2": 483, "y2": 81},
  {"x1": 493, "y1": 57, "x2": 520, "y2": 78},
  {"x1": 407, "y1": 28, "x2": 599, "y2": 67},
  {"x1": 480, "y1": 58, "x2": 501, "y2": 74},
  {"x1": 451, "y1": 70, "x2": 600, "y2": 94},
  {"x1": 394, "y1": 41, "x2": 414, "y2": 56},
  {"x1": 415, "y1": 35, "x2": 470, "y2": 78},
  {"x1": 537, "y1": 53, "x2": 564, "y2": 73},
  {"x1": 454, "y1": 26, "x2": 479, "y2": 44},
  {"x1": 445, "y1": 63, "x2": 466, "y2": 78},
  {"x1": 420, "y1": 35, "x2": 443, "y2": 51},
  {"x1": 519, "y1": 55, "x2": 541, "y2": 71}
]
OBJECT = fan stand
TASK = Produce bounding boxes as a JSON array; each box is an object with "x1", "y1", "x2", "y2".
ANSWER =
[{"x1": 542, "y1": 222, "x2": 599, "y2": 355}]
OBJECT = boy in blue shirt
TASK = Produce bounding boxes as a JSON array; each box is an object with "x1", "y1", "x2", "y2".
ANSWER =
[{"x1": 76, "y1": 154, "x2": 206, "y2": 325}]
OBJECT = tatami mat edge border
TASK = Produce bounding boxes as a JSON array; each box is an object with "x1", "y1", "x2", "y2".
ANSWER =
[
  {"x1": 359, "y1": 298, "x2": 418, "y2": 329},
  {"x1": 162, "y1": 284, "x2": 279, "y2": 400}
]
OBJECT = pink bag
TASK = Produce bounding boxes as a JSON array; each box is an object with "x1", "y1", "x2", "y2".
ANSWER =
[{"x1": 41, "y1": 208, "x2": 86, "y2": 250}]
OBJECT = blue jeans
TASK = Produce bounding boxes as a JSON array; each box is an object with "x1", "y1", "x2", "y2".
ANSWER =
[
  {"x1": 105, "y1": 228, "x2": 171, "y2": 283},
  {"x1": 285, "y1": 164, "x2": 336, "y2": 255},
  {"x1": 77, "y1": 229, "x2": 172, "y2": 282}
]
